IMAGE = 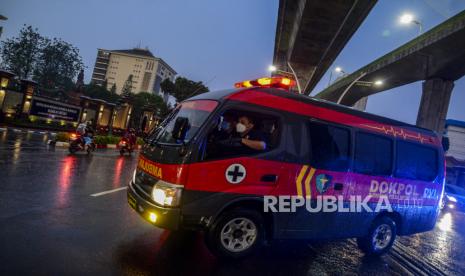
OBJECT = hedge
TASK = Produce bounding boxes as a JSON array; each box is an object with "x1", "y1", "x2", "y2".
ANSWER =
[{"x1": 55, "y1": 132, "x2": 145, "y2": 146}]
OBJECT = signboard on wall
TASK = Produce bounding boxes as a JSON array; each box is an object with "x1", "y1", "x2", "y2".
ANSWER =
[{"x1": 29, "y1": 97, "x2": 81, "y2": 122}]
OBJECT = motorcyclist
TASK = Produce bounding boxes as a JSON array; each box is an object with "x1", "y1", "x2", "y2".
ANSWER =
[
  {"x1": 123, "y1": 128, "x2": 137, "y2": 150},
  {"x1": 82, "y1": 121, "x2": 95, "y2": 151}
]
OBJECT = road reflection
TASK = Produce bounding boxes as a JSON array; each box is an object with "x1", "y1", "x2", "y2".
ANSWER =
[
  {"x1": 56, "y1": 155, "x2": 77, "y2": 208},
  {"x1": 438, "y1": 212, "x2": 453, "y2": 232},
  {"x1": 113, "y1": 157, "x2": 125, "y2": 188}
]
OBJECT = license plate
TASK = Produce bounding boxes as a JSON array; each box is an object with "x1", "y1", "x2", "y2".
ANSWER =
[{"x1": 128, "y1": 193, "x2": 137, "y2": 210}]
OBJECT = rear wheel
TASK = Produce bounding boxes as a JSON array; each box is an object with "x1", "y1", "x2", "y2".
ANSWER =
[
  {"x1": 68, "y1": 141, "x2": 78, "y2": 154},
  {"x1": 120, "y1": 148, "x2": 125, "y2": 156},
  {"x1": 206, "y1": 208, "x2": 264, "y2": 259},
  {"x1": 357, "y1": 216, "x2": 397, "y2": 256}
]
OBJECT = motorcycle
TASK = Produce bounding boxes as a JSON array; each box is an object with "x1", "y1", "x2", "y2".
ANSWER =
[
  {"x1": 119, "y1": 137, "x2": 133, "y2": 156},
  {"x1": 69, "y1": 133, "x2": 95, "y2": 154}
]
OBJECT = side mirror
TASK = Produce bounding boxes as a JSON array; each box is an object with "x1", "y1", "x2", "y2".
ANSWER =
[{"x1": 172, "y1": 117, "x2": 190, "y2": 141}]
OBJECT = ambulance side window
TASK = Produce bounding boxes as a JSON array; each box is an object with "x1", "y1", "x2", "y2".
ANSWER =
[
  {"x1": 203, "y1": 110, "x2": 280, "y2": 160},
  {"x1": 395, "y1": 141, "x2": 438, "y2": 181},
  {"x1": 354, "y1": 132, "x2": 393, "y2": 176},
  {"x1": 307, "y1": 121, "x2": 350, "y2": 171}
]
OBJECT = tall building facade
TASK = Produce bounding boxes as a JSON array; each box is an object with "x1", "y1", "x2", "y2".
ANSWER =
[{"x1": 91, "y1": 48, "x2": 176, "y2": 96}]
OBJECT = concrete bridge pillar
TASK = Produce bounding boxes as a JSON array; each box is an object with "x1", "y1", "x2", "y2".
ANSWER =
[
  {"x1": 352, "y1": 97, "x2": 368, "y2": 111},
  {"x1": 416, "y1": 78, "x2": 454, "y2": 134}
]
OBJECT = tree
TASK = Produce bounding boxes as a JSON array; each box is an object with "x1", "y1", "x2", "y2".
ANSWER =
[
  {"x1": 160, "y1": 78, "x2": 175, "y2": 95},
  {"x1": 121, "y1": 74, "x2": 134, "y2": 101},
  {"x1": 110, "y1": 83, "x2": 116, "y2": 94},
  {"x1": 130, "y1": 92, "x2": 169, "y2": 129},
  {"x1": 0, "y1": 25, "x2": 44, "y2": 79},
  {"x1": 33, "y1": 37, "x2": 83, "y2": 90},
  {"x1": 83, "y1": 83, "x2": 120, "y2": 103},
  {"x1": 161, "y1": 76, "x2": 209, "y2": 102}
]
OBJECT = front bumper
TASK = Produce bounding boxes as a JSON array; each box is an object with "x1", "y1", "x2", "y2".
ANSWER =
[{"x1": 127, "y1": 181, "x2": 181, "y2": 230}]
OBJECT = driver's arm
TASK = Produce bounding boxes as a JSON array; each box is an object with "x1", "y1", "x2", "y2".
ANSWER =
[{"x1": 241, "y1": 138, "x2": 266, "y2": 150}]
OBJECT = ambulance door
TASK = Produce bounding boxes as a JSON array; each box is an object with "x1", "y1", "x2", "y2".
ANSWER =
[{"x1": 284, "y1": 119, "x2": 353, "y2": 239}]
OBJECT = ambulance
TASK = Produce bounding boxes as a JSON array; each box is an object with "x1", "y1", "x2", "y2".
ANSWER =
[{"x1": 127, "y1": 76, "x2": 444, "y2": 258}]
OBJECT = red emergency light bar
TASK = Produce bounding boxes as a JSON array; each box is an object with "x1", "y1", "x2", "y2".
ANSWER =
[{"x1": 234, "y1": 76, "x2": 296, "y2": 90}]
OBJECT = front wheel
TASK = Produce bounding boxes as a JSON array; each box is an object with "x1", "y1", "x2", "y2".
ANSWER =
[
  {"x1": 357, "y1": 216, "x2": 397, "y2": 256},
  {"x1": 205, "y1": 208, "x2": 264, "y2": 259},
  {"x1": 68, "y1": 146, "x2": 77, "y2": 154},
  {"x1": 68, "y1": 141, "x2": 78, "y2": 154}
]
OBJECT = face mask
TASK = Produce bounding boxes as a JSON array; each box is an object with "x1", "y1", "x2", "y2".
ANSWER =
[{"x1": 236, "y1": 123, "x2": 247, "y2": 133}]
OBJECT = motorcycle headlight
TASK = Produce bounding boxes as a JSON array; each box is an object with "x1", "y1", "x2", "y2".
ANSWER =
[{"x1": 151, "y1": 181, "x2": 183, "y2": 207}]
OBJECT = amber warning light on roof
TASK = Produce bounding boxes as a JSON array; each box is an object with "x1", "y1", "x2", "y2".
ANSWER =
[{"x1": 234, "y1": 76, "x2": 296, "y2": 90}]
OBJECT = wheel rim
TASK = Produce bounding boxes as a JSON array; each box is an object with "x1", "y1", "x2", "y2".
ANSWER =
[
  {"x1": 372, "y1": 223, "x2": 392, "y2": 251},
  {"x1": 220, "y1": 217, "x2": 257, "y2": 253}
]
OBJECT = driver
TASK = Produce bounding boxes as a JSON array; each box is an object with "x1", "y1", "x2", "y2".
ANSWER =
[
  {"x1": 235, "y1": 115, "x2": 266, "y2": 151},
  {"x1": 222, "y1": 115, "x2": 266, "y2": 154}
]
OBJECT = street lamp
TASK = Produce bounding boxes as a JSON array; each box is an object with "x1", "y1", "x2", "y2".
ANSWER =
[
  {"x1": 399, "y1": 13, "x2": 423, "y2": 35},
  {"x1": 268, "y1": 65, "x2": 277, "y2": 72},
  {"x1": 0, "y1": 14, "x2": 7, "y2": 38},
  {"x1": 335, "y1": 67, "x2": 345, "y2": 74},
  {"x1": 328, "y1": 66, "x2": 346, "y2": 87},
  {"x1": 268, "y1": 64, "x2": 302, "y2": 94},
  {"x1": 336, "y1": 72, "x2": 384, "y2": 104}
]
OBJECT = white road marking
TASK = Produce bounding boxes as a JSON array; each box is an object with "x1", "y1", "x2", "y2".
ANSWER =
[{"x1": 90, "y1": 186, "x2": 128, "y2": 197}]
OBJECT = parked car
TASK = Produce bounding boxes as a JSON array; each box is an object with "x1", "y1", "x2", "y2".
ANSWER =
[{"x1": 443, "y1": 184, "x2": 465, "y2": 211}]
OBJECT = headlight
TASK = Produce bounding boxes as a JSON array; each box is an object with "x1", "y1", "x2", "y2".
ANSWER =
[
  {"x1": 151, "y1": 181, "x2": 183, "y2": 207},
  {"x1": 447, "y1": 195, "x2": 457, "y2": 203}
]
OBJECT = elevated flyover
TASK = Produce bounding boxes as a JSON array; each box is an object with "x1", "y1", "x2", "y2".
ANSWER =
[
  {"x1": 273, "y1": 0, "x2": 377, "y2": 93},
  {"x1": 315, "y1": 10, "x2": 465, "y2": 133}
]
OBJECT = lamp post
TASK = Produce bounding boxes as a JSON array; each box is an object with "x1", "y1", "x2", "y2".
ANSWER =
[
  {"x1": 268, "y1": 64, "x2": 302, "y2": 94},
  {"x1": 0, "y1": 15, "x2": 7, "y2": 38},
  {"x1": 399, "y1": 13, "x2": 423, "y2": 35},
  {"x1": 336, "y1": 72, "x2": 384, "y2": 105},
  {"x1": 328, "y1": 66, "x2": 346, "y2": 87}
]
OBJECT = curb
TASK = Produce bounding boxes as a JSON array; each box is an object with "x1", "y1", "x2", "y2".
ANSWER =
[
  {"x1": 0, "y1": 127, "x2": 56, "y2": 136},
  {"x1": 48, "y1": 141, "x2": 141, "y2": 150}
]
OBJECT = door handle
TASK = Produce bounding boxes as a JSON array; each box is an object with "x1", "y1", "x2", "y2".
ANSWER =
[{"x1": 261, "y1": 174, "x2": 278, "y2": 183}]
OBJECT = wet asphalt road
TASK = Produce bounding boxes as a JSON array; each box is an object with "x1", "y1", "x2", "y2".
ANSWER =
[{"x1": 1, "y1": 129, "x2": 465, "y2": 276}]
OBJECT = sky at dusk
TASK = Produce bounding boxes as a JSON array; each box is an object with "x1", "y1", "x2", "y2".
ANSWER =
[{"x1": 2, "y1": 0, "x2": 465, "y2": 124}]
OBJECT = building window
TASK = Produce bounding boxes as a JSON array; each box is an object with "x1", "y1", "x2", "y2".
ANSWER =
[{"x1": 141, "y1": 72, "x2": 152, "y2": 92}]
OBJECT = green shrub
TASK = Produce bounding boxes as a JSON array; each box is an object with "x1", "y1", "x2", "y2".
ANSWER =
[
  {"x1": 55, "y1": 132, "x2": 70, "y2": 142},
  {"x1": 93, "y1": 135, "x2": 120, "y2": 145}
]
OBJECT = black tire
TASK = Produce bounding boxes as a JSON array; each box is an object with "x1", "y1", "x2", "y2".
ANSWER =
[
  {"x1": 205, "y1": 208, "x2": 265, "y2": 259},
  {"x1": 357, "y1": 216, "x2": 397, "y2": 256},
  {"x1": 68, "y1": 146, "x2": 77, "y2": 154},
  {"x1": 120, "y1": 149, "x2": 125, "y2": 156},
  {"x1": 68, "y1": 141, "x2": 78, "y2": 154}
]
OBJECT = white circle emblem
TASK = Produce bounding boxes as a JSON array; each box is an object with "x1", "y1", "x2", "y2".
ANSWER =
[{"x1": 225, "y1": 164, "x2": 246, "y2": 184}]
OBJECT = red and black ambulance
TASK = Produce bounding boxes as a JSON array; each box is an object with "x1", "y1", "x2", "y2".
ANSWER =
[{"x1": 127, "y1": 76, "x2": 444, "y2": 258}]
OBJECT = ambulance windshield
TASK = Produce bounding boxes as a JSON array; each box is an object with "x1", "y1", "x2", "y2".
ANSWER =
[{"x1": 151, "y1": 100, "x2": 218, "y2": 145}]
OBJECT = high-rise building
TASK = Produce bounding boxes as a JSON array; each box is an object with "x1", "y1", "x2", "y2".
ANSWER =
[{"x1": 91, "y1": 48, "x2": 176, "y2": 97}]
